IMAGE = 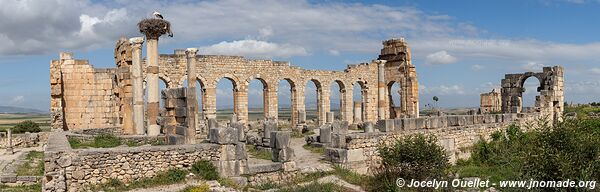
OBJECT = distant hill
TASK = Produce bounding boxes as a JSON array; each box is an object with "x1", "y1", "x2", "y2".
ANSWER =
[{"x1": 0, "y1": 106, "x2": 47, "y2": 114}]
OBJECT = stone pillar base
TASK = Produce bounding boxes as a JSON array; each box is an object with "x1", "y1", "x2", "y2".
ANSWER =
[{"x1": 148, "y1": 125, "x2": 161, "y2": 136}]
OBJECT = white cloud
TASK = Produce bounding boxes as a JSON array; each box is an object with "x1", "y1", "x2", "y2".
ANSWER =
[
  {"x1": 11, "y1": 96, "x2": 24, "y2": 104},
  {"x1": 520, "y1": 62, "x2": 546, "y2": 71},
  {"x1": 328, "y1": 50, "x2": 340, "y2": 56},
  {"x1": 425, "y1": 51, "x2": 457, "y2": 65},
  {"x1": 471, "y1": 64, "x2": 484, "y2": 71},
  {"x1": 420, "y1": 84, "x2": 466, "y2": 95},
  {"x1": 200, "y1": 40, "x2": 307, "y2": 58},
  {"x1": 590, "y1": 68, "x2": 600, "y2": 75}
]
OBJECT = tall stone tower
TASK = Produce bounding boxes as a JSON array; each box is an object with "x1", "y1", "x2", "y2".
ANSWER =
[{"x1": 378, "y1": 38, "x2": 420, "y2": 118}]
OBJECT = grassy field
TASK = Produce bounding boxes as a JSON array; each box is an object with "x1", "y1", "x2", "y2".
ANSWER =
[{"x1": 0, "y1": 113, "x2": 50, "y2": 132}]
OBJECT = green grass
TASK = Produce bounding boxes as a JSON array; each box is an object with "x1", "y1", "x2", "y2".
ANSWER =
[
  {"x1": 564, "y1": 105, "x2": 600, "y2": 118},
  {"x1": 15, "y1": 151, "x2": 44, "y2": 176},
  {"x1": 0, "y1": 184, "x2": 42, "y2": 192},
  {"x1": 191, "y1": 160, "x2": 219, "y2": 180},
  {"x1": 69, "y1": 134, "x2": 165, "y2": 149},
  {"x1": 332, "y1": 165, "x2": 369, "y2": 188},
  {"x1": 291, "y1": 130, "x2": 314, "y2": 138},
  {"x1": 279, "y1": 182, "x2": 346, "y2": 192},
  {"x1": 179, "y1": 183, "x2": 210, "y2": 192},
  {"x1": 246, "y1": 145, "x2": 272, "y2": 160},
  {"x1": 69, "y1": 134, "x2": 122, "y2": 149},
  {"x1": 303, "y1": 144, "x2": 325, "y2": 155},
  {"x1": 449, "y1": 160, "x2": 517, "y2": 183},
  {"x1": 94, "y1": 168, "x2": 187, "y2": 192}
]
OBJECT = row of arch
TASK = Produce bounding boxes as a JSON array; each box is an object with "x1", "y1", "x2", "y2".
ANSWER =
[{"x1": 156, "y1": 75, "x2": 403, "y2": 125}]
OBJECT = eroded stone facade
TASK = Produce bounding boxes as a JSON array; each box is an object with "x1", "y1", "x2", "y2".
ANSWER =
[
  {"x1": 50, "y1": 38, "x2": 420, "y2": 132},
  {"x1": 480, "y1": 89, "x2": 501, "y2": 114}
]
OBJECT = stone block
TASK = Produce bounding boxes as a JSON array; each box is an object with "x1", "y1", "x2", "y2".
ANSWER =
[
  {"x1": 346, "y1": 148, "x2": 365, "y2": 162},
  {"x1": 362, "y1": 122, "x2": 374, "y2": 133},
  {"x1": 465, "y1": 116, "x2": 475, "y2": 125},
  {"x1": 474, "y1": 115, "x2": 484, "y2": 124},
  {"x1": 0, "y1": 174, "x2": 17, "y2": 183},
  {"x1": 457, "y1": 116, "x2": 466, "y2": 126},
  {"x1": 403, "y1": 118, "x2": 416, "y2": 130},
  {"x1": 167, "y1": 135, "x2": 185, "y2": 145},
  {"x1": 331, "y1": 134, "x2": 346, "y2": 148},
  {"x1": 235, "y1": 143, "x2": 248, "y2": 160},
  {"x1": 269, "y1": 131, "x2": 290, "y2": 149},
  {"x1": 415, "y1": 118, "x2": 425, "y2": 129},
  {"x1": 175, "y1": 126, "x2": 186, "y2": 135},
  {"x1": 231, "y1": 122, "x2": 246, "y2": 142},
  {"x1": 273, "y1": 147, "x2": 294, "y2": 162},
  {"x1": 326, "y1": 112, "x2": 334, "y2": 123},
  {"x1": 332, "y1": 120, "x2": 348, "y2": 134},
  {"x1": 496, "y1": 114, "x2": 503, "y2": 123},
  {"x1": 298, "y1": 110, "x2": 306, "y2": 123},
  {"x1": 148, "y1": 125, "x2": 160, "y2": 136},
  {"x1": 209, "y1": 127, "x2": 238, "y2": 144},
  {"x1": 447, "y1": 116, "x2": 459, "y2": 126},
  {"x1": 263, "y1": 120, "x2": 277, "y2": 139},
  {"x1": 230, "y1": 176, "x2": 248, "y2": 187},
  {"x1": 326, "y1": 148, "x2": 347, "y2": 163},
  {"x1": 248, "y1": 163, "x2": 283, "y2": 174},
  {"x1": 282, "y1": 161, "x2": 297, "y2": 172},
  {"x1": 319, "y1": 126, "x2": 332, "y2": 143},
  {"x1": 379, "y1": 119, "x2": 394, "y2": 132},
  {"x1": 394, "y1": 119, "x2": 404, "y2": 131},
  {"x1": 208, "y1": 118, "x2": 218, "y2": 129},
  {"x1": 174, "y1": 108, "x2": 187, "y2": 117}
]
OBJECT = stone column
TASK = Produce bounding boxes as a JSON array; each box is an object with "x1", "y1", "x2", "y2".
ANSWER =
[
  {"x1": 129, "y1": 37, "x2": 145, "y2": 135},
  {"x1": 185, "y1": 48, "x2": 198, "y2": 144},
  {"x1": 294, "y1": 86, "x2": 305, "y2": 127},
  {"x1": 146, "y1": 38, "x2": 160, "y2": 136},
  {"x1": 236, "y1": 86, "x2": 249, "y2": 123},
  {"x1": 354, "y1": 101, "x2": 362, "y2": 123},
  {"x1": 319, "y1": 87, "x2": 330, "y2": 125},
  {"x1": 377, "y1": 60, "x2": 387, "y2": 120},
  {"x1": 7, "y1": 128, "x2": 13, "y2": 154},
  {"x1": 265, "y1": 87, "x2": 278, "y2": 119},
  {"x1": 204, "y1": 86, "x2": 217, "y2": 119},
  {"x1": 139, "y1": 18, "x2": 171, "y2": 135},
  {"x1": 343, "y1": 88, "x2": 354, "y2": 124}
]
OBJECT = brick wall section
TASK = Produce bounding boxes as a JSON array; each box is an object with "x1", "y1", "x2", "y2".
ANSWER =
[{"x1": 50, "y1": 54, "x2": 120, "y2": 130}]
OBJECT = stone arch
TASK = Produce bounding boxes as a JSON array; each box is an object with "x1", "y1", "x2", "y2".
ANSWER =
[
  {"x1": 305, "y1": 78, "x2": 324, "y2": 125},
  {"x1": 277, "y1": 78, "x2": 297, "y2": 125},
  {"x1": 351, "y1": 80, "x2": 368, "y2": 123},
  {"x1": 246, "y1": 77, "x2": 270, "y2": 121},
  {"x1": 330, "y1": 79, "x2": 346, "y2": 120},
  {"x1": 516, "y1": 74, "x2": 544, "y2": 113}
]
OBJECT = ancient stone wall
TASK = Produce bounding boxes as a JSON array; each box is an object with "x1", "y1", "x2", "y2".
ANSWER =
[
  {"x1": 50, "y1": 53, "x2": 120, "y2": 131},
  {"x1": 326, "y1": 113, "x2": 541, "y2": 174},
  {"x1": 379, "y1": 38, "x2": 419, "y2": 118},
  {"x1": 480, "y1": 89, "x2": 501, "y2": 113},
  {"x1": 50, "y1": 38, "x2": 421, "y2": 132},
  {"x1": 42, "y1": 132, "x2": 246, "y2": 191},
  {"x1": 500, "y1": 66, "x2": 564, "y2": 122}
]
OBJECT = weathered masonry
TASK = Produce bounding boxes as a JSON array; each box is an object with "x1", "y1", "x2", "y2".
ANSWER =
[
  {"x1": 498, "y1": 66, "x2": 564, "y2": 122},
  {"x1": 480, "y1": 89, "x2": 501, "y2": 114},
  {"x1": 50, "y1": 37, "x2": 419, "y2": 133}
]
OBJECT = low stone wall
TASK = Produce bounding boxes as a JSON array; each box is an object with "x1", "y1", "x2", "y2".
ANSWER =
[
  {"x1": 326, "y1": 113, "x2": 541, "y2": 174},
  {"x1": 0, "y1": 132, "x2": 49, "y2": 149},
  {"x1": 71, "y1": 127, "x2": 122, "y2": 135},
  {"x1": 43, "y1": 132, "x2": 247, "y2": 192}
]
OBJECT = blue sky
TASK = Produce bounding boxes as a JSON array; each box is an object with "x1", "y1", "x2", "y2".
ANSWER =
[{"x1": 0, "y1": 0, "x2": 599, "y2": 111}]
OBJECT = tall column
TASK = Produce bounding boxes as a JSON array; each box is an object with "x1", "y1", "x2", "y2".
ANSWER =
[
  {"x1": 204, "y1": 86, "x2": 217, "y2": 119},
  {"x1": 139, "y1": 17, "x2": 171, "y2": 136},
  {"x1": 146, "y1": 38, "x2": 160, "y2": 136},
  {"x1": 185, "y1": 48, "x2": 198, "y2": 144},
  {"x1": 130, "y1": 37, "x2": 145, "y2": 135},
  {"x1": 236, "y1": 86, "x2": 249, "y2": 123},
  {"x1": 264, "y1": 87, "x2": 278, "y2": 120},
  {"x1": 320, "y1": 87, "x2": 330, "y2": 125},
  {"x1": 343, "y1": 88, "x2": 354, "y2": 124},
  {"x1": 377, "y1": 60, "x2": 387, "y2": 120}
]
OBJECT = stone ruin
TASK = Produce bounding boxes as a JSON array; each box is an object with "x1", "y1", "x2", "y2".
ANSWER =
[{"x1": 479, "y1": 66, "x2": 564, "y2": 122}]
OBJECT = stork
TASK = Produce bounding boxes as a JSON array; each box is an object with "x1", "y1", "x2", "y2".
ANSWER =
[{"x1": 153, "y1": 11, "x2": 163, "y2": 19}]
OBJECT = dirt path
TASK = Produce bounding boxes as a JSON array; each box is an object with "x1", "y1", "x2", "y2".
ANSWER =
[
  {"x1": 289, "y1": 134, "x2": 332, "y2": 172},
  {"x1": 0, "y1": 146, "x2": 43, "y2": 174}
]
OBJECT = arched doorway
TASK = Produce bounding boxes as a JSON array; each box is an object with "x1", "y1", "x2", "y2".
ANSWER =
[{"x1": 387, "y1": 81, "x2": 401, "y2": 118}]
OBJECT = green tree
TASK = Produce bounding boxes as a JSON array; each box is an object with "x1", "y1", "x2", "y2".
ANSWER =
[
  {"x1": 12, "y1": 120, "x2": 41, "y2": 133},
  {"x1": 372, "y1": 134, "x2": 449, "y2": 191}
]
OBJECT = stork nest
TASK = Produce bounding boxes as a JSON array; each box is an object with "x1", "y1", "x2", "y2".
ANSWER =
[{"x1": 138, "y1": 18, "x2": 171, "y2": 39}]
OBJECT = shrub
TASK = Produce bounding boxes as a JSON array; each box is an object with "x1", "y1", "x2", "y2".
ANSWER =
[
  {"x1": 191, "y1": 160, "x2": 219, "y2": 180},
  {"x1": 180, "y1": 183, "x2": 210, "y2": 192},
  {"x1": 12, "y1": 120, "x2": 41, "y2": 133},
  {"x1": 373, "y1": 134, "x2": 449, "y2": 191}
]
